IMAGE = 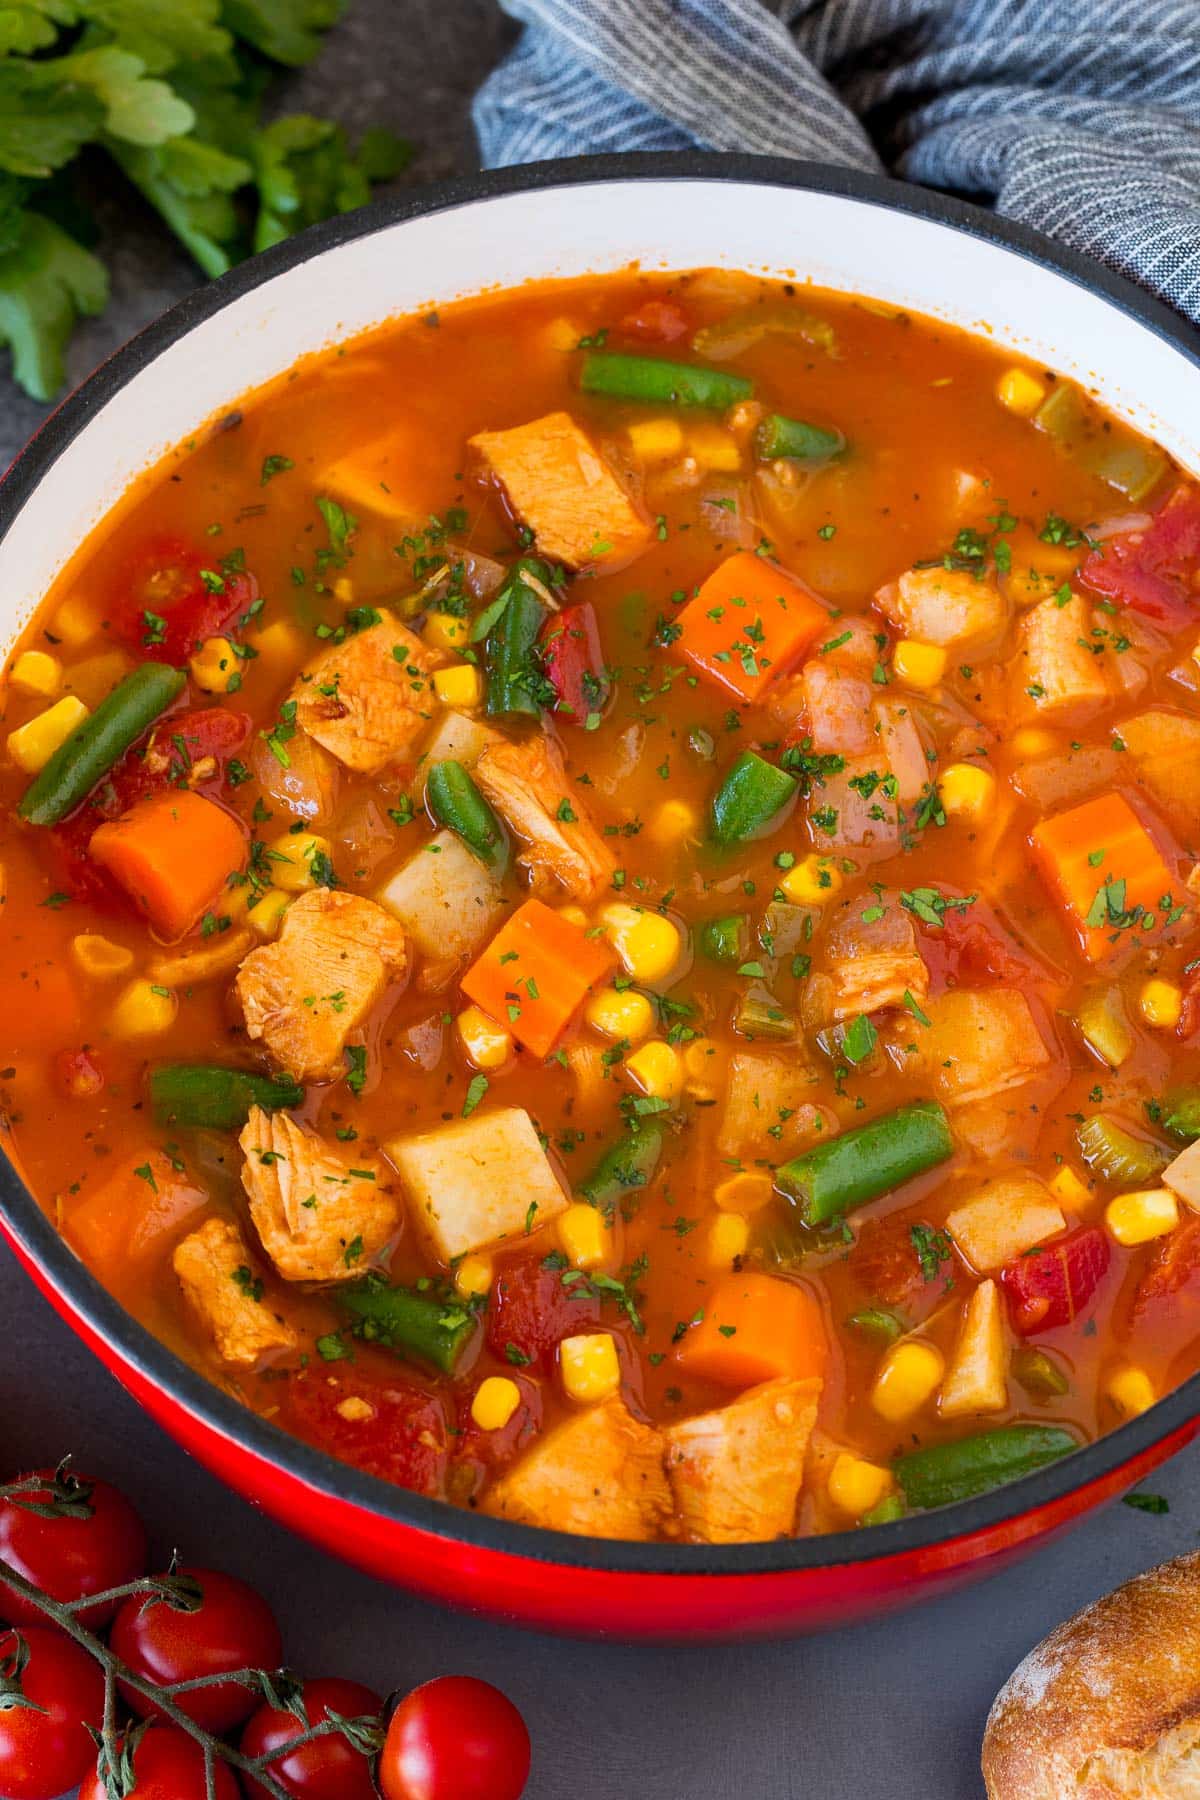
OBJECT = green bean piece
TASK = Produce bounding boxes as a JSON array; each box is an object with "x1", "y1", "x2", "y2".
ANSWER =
[
  {"x1": 756, "y1": 413, "x2": 846, "y2": 464},
  {"x1": 480, "y1": 559, "x2": 552, "y2": 719},
  {"x1": 426, "y1": 759, "x2": 508, "y2": 871},
  {"x1": 149, "y1": 1065, "x2": 304, "y2": 1132},
  {"x1": 1011, "y1": 1346, "x2": 1071, "y2": 1401},
  {"x1": 893, "y1": 1425, "x2": 1077, "y2": 1511},
  {"x1": 777, "y1": 1099, "x2": 954, "y2": 1228},
  {"x1": 19, "y1": 662, "x2": 185, "y2": 826},
  {"x1": 700, "y1": 913, "x2": 750, "y2": 966},
  {"x1": 579, "y1": 1122, "x2": 665, "y2": 1215},
  {"x1": 1163, "y1": 1087, "x2": 1200, "y2": 1143},
  {"x1": 339, "y1": 1280, "x2": 477, "y2": 1375},
  {"x1": 1075, "y1": 1114, "x2": 1168, "y2": 1187},
  {"x1": 710, "y1": 751, "x2": 798, "y2": 846},
  {"x1": 580, "y1": 350, "x2": 753, "y2": 411},
  {"x1": 861, "y1": 1493, "x2": 906, "y2": 1527}
]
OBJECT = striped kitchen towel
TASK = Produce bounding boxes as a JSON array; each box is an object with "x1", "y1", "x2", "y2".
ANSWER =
[{"x1": 473, "y1": 0, "x2": 1200, "y2": 323}]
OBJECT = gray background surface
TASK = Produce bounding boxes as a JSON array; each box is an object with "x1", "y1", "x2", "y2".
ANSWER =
[{"x1": 2, "y1": 5, "x2": 1197, "y2": 1796}]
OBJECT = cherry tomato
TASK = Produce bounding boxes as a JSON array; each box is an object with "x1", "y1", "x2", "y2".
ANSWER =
[
  {"x1": 0, "y1": 1469, "x2": 146, "y2": 1629},
  {"x1": 0, "y1": 1625, "x2": 105, "y2": 1800},
  {"x1": 378, "y1": 1677, "x2": 530, "y2": 1800},
  {"x1": 110, "y1": 1565, "x2": 282, "y2": 1732},
  {"x1": 77, "y1": 1722, "x2": 241, "y2": 1800},
  {"x1": 241, "y1": 1677, "x2": 383, "y2": 1799}
]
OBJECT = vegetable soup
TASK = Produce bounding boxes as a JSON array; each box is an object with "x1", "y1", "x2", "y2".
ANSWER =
[{"x1": 3, "y1": 269, "x2": 1200, "y2": 1544}]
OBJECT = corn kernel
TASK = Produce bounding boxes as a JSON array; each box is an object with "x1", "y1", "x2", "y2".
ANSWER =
[
  {"x1": 623, "y1": 1039, "x2": 683, "y2": 1103},
  {"x1": 627, "y1": 417, "x2": 684, "y2": 461},
  {"x1": 456, "y1": 1003, "x2": 514, "y2": 1071},
  {"x1": 706, "y1": 1211, "x2": 749, "y2": 1267},
  {"x1": 560, "y1": 1332, "x2": 621, "y2": 1403},
  {"x1": 1106, "y1": 1364, "x2": 1156, "y2": 1417},
  {"x1": 600, "y1": 903, "x2": 682, "y2": 984},
  {"x1": 557, "y1": 904, "x2": 589, "y2": 929},
  {"x1": 779, "y1": 855, "x2": 842, "y2": 907},
  {"x1": 432, "y1": 664, "x2": 483, "y2": 709},
  {"x1": 243, "y1": 887, "x2": 291, "y2": 939},
  {"x1": 424, "y1": 611, "x2": 469, "y2": 654},
  {"x1": 686, "y1": 422, "x2": 742, "y2": 473},
  {"x1": 1106, "y1": 1187, "x2": 1179, "y2": 1247},
  {"x1": 871, "y1": 1341, "x2": 945, "y2": 1422},
  {"x1": 683, "y1": 1036, "x2": 722, "y2": 1100},
  {"x1": 331, "y1": 577, "x2": 355, "y2": 605},
  {"x1": 268, "y1": 832, "x2": 334, "y2": 893},
  {"x1": 7, "y1": 696, "x2": 89, "y2": 774},
  {"x1": 558, "y1": 1202, "x2": 610, "y2": 1270},
  {"x1": 110, "y1": 979, "x2": 177, "y2": 1038},
  {"x1": 249, "y1": 619, "x2": 306, "y2": 682},
  {"x1": 647, "y1": 800, "x2": 699, "y2": 845},
  {"x1": 9, "y1": 651, "x2": 61, "y2": 698},
  {"x1": 71, "y1": 934, "x2": 134, "y2": 980},
  {"x1": 1010, "y1": 727, "x2": 1060, "y2": 760},
  {"x1": 470, "y1": 1376, "x2": 522, "y2": 1431},
  {"x1": 714, "y1": 1171, "x2": 774, "y2": 1214},
  {"x1": 1049, "y1": 1164, "x2": 1093, "y2": 1212},
  {"x1": 996, "y1": 368, "x2": 1047, "y2": 417},
  {"x1": 827, "y1": 1453, "x2": 895, "y2": 1519},
  {"x1": 50, "y1": 595, "x2": 100, "y2": 648},
  {"x1": 455, "y1": 1254, "x2": 494, "y2": 1299},
  {"x1": 584, "y1": 985, "x2": 654, "y2": 1044},
  {"x1": 1139, "y1": 978, "x2": 1182, "y2": 1030},
  {"x1": 939, "y1": 762, "x2": 996, "y2": 821},
  {"x1": 892, "y1": 640, "x2": 946, "y2": 690},
  {"x1": 188, "y1": 636, "x2": 241, "y2": 695},
  {"x1": 544, "y1": 316, "x2": 585, "y2": 352}
]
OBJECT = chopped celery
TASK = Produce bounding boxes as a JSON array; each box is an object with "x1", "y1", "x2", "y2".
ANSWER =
[
  {"x1": 1035, "y1": 381, "x2": 1169, "y2": 503},
  {"x1": 1011, "y1": 1346, "x2": 1070, "y2": 1401},
  {"x1": 733, "y1": 985, "x2": 796, "y2": 1041},
  {"x1": 1076, "y1": 1114, "x2": 1168, "y2": 1187}
]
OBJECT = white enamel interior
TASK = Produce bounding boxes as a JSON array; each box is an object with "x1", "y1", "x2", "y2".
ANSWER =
[{"x1": 2, "y1": 174, "x2": 1199, "y2": 644}]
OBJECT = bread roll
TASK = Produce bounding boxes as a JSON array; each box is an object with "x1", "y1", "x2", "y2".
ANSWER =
[{"x1": 982, "y1": 1551, "x2": 1200, "y2": 1798}]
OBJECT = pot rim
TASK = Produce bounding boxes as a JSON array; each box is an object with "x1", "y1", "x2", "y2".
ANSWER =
[{"x1": 2, "y1": 149, "x2": 1197, "y2": 1579}]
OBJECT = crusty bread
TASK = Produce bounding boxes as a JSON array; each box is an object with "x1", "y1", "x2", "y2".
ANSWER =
[{"x1": 982, "y1": 1551, "x2": 1200, "y2": 1798}]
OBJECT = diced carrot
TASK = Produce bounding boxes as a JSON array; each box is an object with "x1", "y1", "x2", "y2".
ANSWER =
[
  {"x1": 1029, "y1": 790, "x2": 1184, "y2": 964},
  {"x1": 61, "y1": 1149, "x2": 208, "y2": 1289},
  {"x1": 461, "y1": 897, "x2": 615, "y2": 1058},
  {"x1": 676, "y1": 1272, "x2": 828, "y2": 1387},
  {"x1": 90, "y1": 790, "x2": 247, "y2": 942},
  {"x1": 677, "y1": 550, "x2": 828, "y2": 703}
]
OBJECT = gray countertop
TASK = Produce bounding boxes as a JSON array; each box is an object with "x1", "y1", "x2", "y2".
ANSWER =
[{"x1": 3, "y1": 6, "x2": 1198, "y2": 1796}]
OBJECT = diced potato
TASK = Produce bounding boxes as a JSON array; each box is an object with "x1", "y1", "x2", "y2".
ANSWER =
[
  {"x1": 376, "y1": 829, "x2": 505, "y2": 962},
  {"x1": 416, "y1": 709, "x2": 502, "y2": 773},
  {"x1": 875, "y1": 565, "x2": 1007, "y2": 651},
  {"x1": 385, "y1": 1106, "x2": 568, "y2": 1261},
  {"x1": 945, "y1": 1176, "x2": 1066, "y2": 1273},
  {"x1": 1163, "y1": 1139, "x2": 1200, "y2": 1210},
  {"x1": 939, "y1": 1279, "x2": 1007, "y2": 1417},
  {"x1": 717, "y1": 1050, "x2": 822, "y2": 1160}
]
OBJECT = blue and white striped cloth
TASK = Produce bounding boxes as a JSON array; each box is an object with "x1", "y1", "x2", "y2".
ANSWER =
[{"x1": 473, "y1": 0, "x2": 1200, "y2": 324}]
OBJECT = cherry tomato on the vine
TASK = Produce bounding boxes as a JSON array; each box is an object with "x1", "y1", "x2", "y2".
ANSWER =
[
  {"x1": 0, "y1": 1624, "x2": 105, "y2": 1800},
  {"x1": 77, "y1": 1722, "x2": 241, "y2": 1800},
  {"x1": 0, "y1": 1469, "x2": 146, "y2": 1629},
  {"x1": 241, "y1": 1676, "x2": 383, "y2": 1799},
  {"x1": 110, "y1": 1565, "x2": 282, "y2": 1732},
  {"x1": 378, "y1": 1676, "x2": 531, "y2": 1800}
]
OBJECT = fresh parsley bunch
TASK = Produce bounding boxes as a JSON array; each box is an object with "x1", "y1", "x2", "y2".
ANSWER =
[{"x1": 0, "y1": 0, "x2": 409, "y2": 400}]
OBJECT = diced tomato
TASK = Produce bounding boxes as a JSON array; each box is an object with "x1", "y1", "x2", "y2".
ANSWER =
[
  {"x1": 52, "y1": 1048, "x2": 104, "y2": 1099},
  {"x1": 450, "y1": 1377, "x2": 542, "y2": 1498},
  {"x1": 920, "y1": 901, "x2": 1039, "y2": 989},
  {"x1": 486, "y1": 1255, "x2": 601, "y2": 1368},
  {"x1": 539, "y1": 602, "x2": 608, "y2": 725},
  {"x1": 107, "y1": 707, "x2": 251, "y2": 810},
  {"x1": 847, "y1": 1215, "x2": 926, "y2": 1311},
  {"x1": 110, "y1": 535, "x2": 257, "y2": 665},
  {"x1": 45, "y1": 809, "x2": 128, "y2": 911},
  {"x1": 1132, "y1": 1215, "x2": 1200, "y2": 1319},
  {"x1": 1079, "y1": 485, "x2": 1200, "y2": 629},
  {"x1": 618, "y1": 299, "x2": 690, "y2": 343},
  {"x1": 1000, "y1": 1226, "x2": 1111, "y2": 1335},
  {"x1": 280, "y1": 1369, "x2": 448, "y2": 1496}
]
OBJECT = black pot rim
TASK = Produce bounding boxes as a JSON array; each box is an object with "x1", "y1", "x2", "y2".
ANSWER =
[{"x1": 2, "y1": 151, "x2": 1198, "y2": 1584}]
